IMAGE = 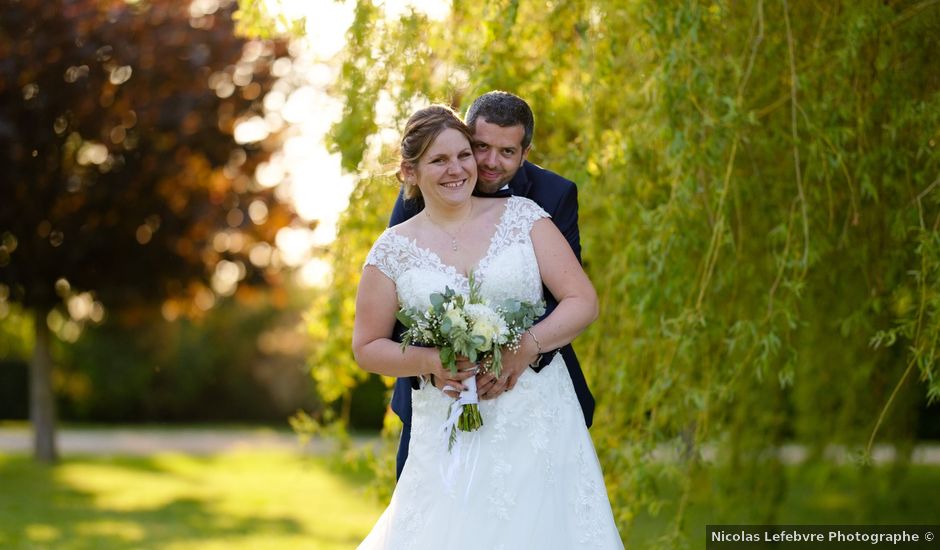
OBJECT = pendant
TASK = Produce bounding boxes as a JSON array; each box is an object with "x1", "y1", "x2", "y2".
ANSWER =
[{"x1": 451, "y1": 238, "x2": 458, "y2": 251}]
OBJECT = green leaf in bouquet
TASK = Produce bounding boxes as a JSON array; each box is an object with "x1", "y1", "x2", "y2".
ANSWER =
[
  {"x1": 471, "y1": 334, "x2": 486, "y2": 348},
  {"x1": 452, "y1": 335, "x2": 473, "y2": 360},
  {"x1": 490, "y1": 345, "x2": 503, "y2": 377},
  {"x1": 396, "y1": 309, "x2": 417, "y2": 327},
  {"x1": 441, "y1": 316, "x2": 452, "y2": 334},
  {"x1": 467, "y1": 271, "x2": 482, "y2": 302},
  {"x1": 430, "y1": 292, "x2": 445, "y2": 308},
  {"x1": 439, "y1": 346, "x2": 457, "y2": 373},
  {"x1": 448, "y1": 423, "x2": 458, "y2": 450}
]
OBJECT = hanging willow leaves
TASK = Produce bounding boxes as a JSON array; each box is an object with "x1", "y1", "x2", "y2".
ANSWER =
[{"x1": 241, "y1": 0, "x2": 940, "y2": 543}]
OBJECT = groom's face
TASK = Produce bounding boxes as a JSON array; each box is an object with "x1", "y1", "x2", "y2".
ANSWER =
[{"x1": 472, "y1": 118, "x2": 530, "y2": 194}]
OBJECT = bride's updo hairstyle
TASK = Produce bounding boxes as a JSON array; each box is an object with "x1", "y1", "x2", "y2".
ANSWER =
[{"x1": 397, "y1": 104, "x2": 474, "y2": 200}]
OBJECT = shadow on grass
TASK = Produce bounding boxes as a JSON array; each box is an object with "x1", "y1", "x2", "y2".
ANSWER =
[{"x1": 0, "y1": 453, "x2": 369, "y2": 549}]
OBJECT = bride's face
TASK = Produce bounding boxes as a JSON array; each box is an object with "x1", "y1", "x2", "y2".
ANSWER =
[{"x1": 408, "y1": 128, "x2": 477, "y2": 208}]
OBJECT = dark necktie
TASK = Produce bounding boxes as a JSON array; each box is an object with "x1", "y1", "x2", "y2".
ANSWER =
[{"x1": 473, "y1": 187, "x2": 512, "y2": 198}]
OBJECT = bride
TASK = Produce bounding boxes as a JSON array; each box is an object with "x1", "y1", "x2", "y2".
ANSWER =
[{"x1": 353, "y1": 105, "x2": 623, "y2": 549}]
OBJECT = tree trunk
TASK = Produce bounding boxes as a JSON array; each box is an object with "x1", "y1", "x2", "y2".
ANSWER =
[{"x1": 30, "y1": 312, "x2": 58, "y2": 463}]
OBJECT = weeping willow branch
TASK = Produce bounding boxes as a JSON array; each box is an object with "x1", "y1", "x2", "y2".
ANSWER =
[
  {"x1": 695, "y1": 136, "x2": 739, "y2": 311},
  {"x1": 815, "y1": 122, "x2": 861, "y2": 227},
  {"x1": 736, "y1": 0, "x2": 764, "y2": 101},
  {"x1": 289, "y1": 0, "x2": 940, "y2": 539},
  {"x1": 866, "y1": 290, "x2": 925, "y2": 457},
  {"x1": 766, "y1": 200, "x2": 799, "y2": 319},
  {"x1": 867, "y1": 206, "x2": 939, "y2": 456},
  {"x1": 782, "y1": 0, "x2": 810, "y2": 272},
  {"x1": 891, "y1": 0, "x2": 940, "y2": 27},
  {"x1": 914, "y1": 176, "x2": 940, "y2": 204}
]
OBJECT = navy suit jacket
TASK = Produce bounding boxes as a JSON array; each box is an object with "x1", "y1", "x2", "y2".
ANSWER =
[{"x1": 387, "y1": 160, "x2": 596, "y2": 479}]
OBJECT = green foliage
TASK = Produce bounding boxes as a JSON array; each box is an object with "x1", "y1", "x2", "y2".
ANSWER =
[
  {"x1": 54, "y1": 293, "x2": 316, "y2": 423},
  {"x1": 0, "y1": 303, "x2": 33, "y2": 361},
  {"x1": 284, "y1": 0, "x2": 940, "y2": 543},
  {"x1": 305, "y1": 175, "x2": 400, "y2": 422},
  {"x1": 234, "y1": 0, "x2": 306, "y2": 39},
  {"x1": 0, "y1": 285, "x2": 318, "y2": 424},
  {"x1": 0, "y1": 305, "x2": 32, "y2": 420}
]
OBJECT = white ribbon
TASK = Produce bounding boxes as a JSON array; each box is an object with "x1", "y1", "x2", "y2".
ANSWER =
[
  {"x1": 439, "y1": 377, "x2": 481, "y2": 494},
  {"x1": 440, "y1": 376, "x2": 479, "y2": 439}
]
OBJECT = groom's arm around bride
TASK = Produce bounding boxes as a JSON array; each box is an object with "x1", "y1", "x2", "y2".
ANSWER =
[{"x1": 387, "y1": 91, "x2": 595, "y2": 480}]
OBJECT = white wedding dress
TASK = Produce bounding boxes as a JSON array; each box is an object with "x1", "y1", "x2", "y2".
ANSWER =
[{"x1": 360, "y1": 196, "x2": 623, "y2": 549}]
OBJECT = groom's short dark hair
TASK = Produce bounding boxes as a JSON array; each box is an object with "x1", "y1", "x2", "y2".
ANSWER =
[{"x1": 465, "y1": 91, "x2": 534, "y2": 150}]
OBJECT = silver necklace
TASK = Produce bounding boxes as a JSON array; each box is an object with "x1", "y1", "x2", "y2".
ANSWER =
[{"x1": 425, "y1": 202, "x2": 473, "y2": 251}]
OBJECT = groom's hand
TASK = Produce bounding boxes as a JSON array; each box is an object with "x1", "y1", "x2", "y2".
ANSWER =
[
  {"x1": 477, "y1": 348, "x2": 532, "y2": 399},
  {"x1": 479, "y1": 332, "x2": 542, "y2": 399}
]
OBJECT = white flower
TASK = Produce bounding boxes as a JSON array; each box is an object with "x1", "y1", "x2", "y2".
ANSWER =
[
  {"x1": 444, "y1": 306, "x2": 467, "y2": 331},
  {"x1": 464, "y1": 303, "x2": 508, "y2": 348}
]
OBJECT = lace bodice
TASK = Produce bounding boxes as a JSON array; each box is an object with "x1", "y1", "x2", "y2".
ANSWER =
[{"x1": 365, "y1": 196, "x2": 549, "y2": 309}]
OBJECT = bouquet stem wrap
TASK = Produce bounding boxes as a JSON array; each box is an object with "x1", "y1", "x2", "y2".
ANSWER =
[{"x1": 442, "y1": 377, "x2": 481, "y2": 449}]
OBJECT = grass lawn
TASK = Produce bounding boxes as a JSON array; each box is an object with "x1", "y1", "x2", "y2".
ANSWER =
[
  {"x1": 2, "y1": 446, "x2": 939, "y2": 549},
  {"x1": 0, "y1": 451, "x2": 384, "y2": 549}
]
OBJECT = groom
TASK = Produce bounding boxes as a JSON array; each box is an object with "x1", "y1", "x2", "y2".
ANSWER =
[{"x1": 387, "y1": 90, "x2": 595, "y2": 479}]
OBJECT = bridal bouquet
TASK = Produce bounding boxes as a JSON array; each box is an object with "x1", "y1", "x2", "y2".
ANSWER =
[{"x1": 396, "y1": 274, "x2": 544, "y2": 448}]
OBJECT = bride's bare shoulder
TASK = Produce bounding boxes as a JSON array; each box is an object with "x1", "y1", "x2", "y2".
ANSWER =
[{"x1": 388, "y1": 213, "x2": 423, "y2": 240}]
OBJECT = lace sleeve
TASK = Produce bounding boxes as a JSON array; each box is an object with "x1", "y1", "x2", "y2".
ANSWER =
[
  {"x1": 487, "y1": 196, "x2": 552, "y2": 252},
  {"x1": 511, "y1": 196, "x2": 550, "y2": 233},
  {"x1": 363, "y1": 229, "x2": 404, "y2": 281}
]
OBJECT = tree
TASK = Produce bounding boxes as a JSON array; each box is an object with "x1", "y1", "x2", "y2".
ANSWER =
[
  {"x1": 0, "y1": 0, "x2": 298, "y2": 462},
  {"x1": 242, "y1": 0, "x2": 940, "y2": 542}
]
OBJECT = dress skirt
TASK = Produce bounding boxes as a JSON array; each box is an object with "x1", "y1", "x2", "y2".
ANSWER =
[{"x1": 358, "y1": 354, "x2": 624, "y2": 550}]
